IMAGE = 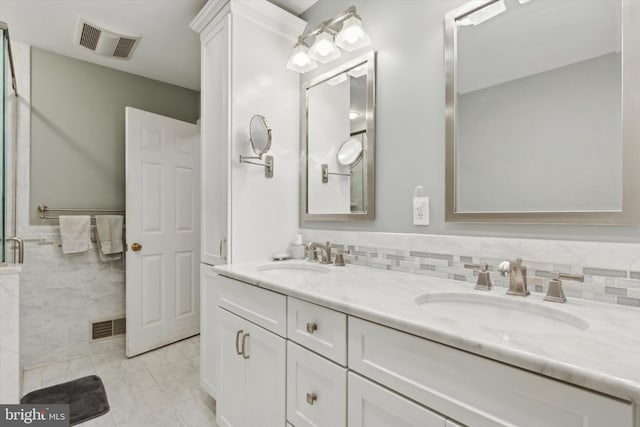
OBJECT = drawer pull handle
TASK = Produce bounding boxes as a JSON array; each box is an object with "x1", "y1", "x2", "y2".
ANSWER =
[
  {"x1": 242, "y1": 333, "x2": 250, "y2": 359},
  {"x1": 306, "y1": 392, "x2": 317, "y2": 405},
  {"x1": 306, "y1": 322, "x2": 318, "y2": 334},
  {"x1": 235, "y1": 330, "x2": 243, "y2": 355}
]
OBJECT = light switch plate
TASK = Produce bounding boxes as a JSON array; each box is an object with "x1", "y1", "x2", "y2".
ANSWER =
[{"x1": 413, "y1": 196, "x2": 429, "y2": 225}]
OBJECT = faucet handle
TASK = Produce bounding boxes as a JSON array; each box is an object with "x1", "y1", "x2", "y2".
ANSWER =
[
  {"x1": 544, "y1": 272, "x2": 584, "y2": 303},
  {"x1": 334, "y1": 249, "x2": 349, "y2": 267},
  {"x1": 497, "y1": 260, "x2": 511, "y2": 276},
  {"x1": 464, "y1": 263, "x2": 488, "y2": 272},
  {"x1": 464, "y1": 263, "x2": 493, "y2": 291}
]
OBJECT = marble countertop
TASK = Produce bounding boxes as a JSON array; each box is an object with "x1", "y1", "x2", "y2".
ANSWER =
[{"x1": 213, "y1": 260, "x2": 640, "y2": 403}]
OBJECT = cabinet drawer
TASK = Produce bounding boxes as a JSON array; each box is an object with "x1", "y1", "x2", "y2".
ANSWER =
[
  {"x1": 287, "y1": 341, "x2": 347, "y2": 427},
  {"x1": 349, "y1": 317, "x2": 633, "y2": 427},
  {"x1": 216, "y1": 275, "x2": 286, "y2": 337},
  {"x1": 287, "y1": 297, "x2": 347, "y2": 365},
  {"x1": 348, "y1": 372, "x2": 446, "y2": 427}
]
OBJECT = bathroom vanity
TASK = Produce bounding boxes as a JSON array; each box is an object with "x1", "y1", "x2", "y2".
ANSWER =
[{"x1": 201, "y1": 261, "x2": 639, "y2": 427}]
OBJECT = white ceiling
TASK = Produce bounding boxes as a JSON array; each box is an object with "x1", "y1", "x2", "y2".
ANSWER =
[{"x1": 0, "y1": 0, "x2": 317, "y2": 91}]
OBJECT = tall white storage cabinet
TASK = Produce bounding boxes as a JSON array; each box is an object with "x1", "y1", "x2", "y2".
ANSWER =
[{"x1": 190, "y1": 0, "x2": 305, "y2": 401}]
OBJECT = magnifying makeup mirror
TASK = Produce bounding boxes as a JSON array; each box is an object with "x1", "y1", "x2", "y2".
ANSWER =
[
  {"x1": 249, "y1": 115, "x2": 272, "y2": 157},
  {"x1": 240, "y1": 114, "x2": 274, "y2": 177},
  {"x1": 336, "y1": 137, "x2": 363, "y2": 167}
]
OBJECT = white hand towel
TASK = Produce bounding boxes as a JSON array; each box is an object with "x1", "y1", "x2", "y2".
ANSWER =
[
  {"x1": 95, "y1": 215, "x2": 124, "y2": 261},
  {"x1": 59, "y1": 215, "x2": 91, "y2": 254}
]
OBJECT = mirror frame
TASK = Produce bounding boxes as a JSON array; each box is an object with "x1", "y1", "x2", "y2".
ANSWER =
[
  {"x1": 301, "y1": 50, "x2": 376, "y2": 222},
  {"x1": 445, "y1": 0, "x2": 640, "y2": 224}
]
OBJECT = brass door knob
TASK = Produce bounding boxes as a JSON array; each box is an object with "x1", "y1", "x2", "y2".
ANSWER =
[{"x1": 131, "y1": 242, "x2": 142, "y2": 252}]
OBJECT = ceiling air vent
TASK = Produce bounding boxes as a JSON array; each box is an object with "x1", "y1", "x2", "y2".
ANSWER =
[{"x1": 75, "y1": 17, "x2": 141, "y2": 60}]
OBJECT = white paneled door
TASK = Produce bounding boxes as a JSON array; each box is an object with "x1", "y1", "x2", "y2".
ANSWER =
[{"x1": 125, "y1": 107, "x2": 200, "y2": 357}]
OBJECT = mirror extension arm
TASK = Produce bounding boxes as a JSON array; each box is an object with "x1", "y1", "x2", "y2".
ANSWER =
[
  {"x1": 321, "y1": 163, "x2": 350, "y2": 183},
  {"x1": 239, "y1": 154, "x2": 274, "y2": 178}
]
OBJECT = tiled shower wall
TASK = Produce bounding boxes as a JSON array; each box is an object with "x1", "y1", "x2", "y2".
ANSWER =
[
  {"x1": 20, "y1": 233, "x2": 125, "y2": 369},
  {"x1": 301, "y1": 229, "x2": 640, "y2": 309}
]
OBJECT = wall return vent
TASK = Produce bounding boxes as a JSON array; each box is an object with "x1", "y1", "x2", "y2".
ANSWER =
[
  {"x1": 75, "y1": 17, "x2": 141, "y2": 60},
  {"x1": 92, "y1": 317, "x2": 126, "y2": 340}
]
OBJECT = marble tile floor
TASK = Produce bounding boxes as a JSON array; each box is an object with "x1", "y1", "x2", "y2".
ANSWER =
[{"x1": 21, "y1": 335, "x2": 218, "y2": 427}]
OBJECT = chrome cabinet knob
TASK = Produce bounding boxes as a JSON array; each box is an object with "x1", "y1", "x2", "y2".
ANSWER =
[
  {"x1": 306, "y1": 392, "x2": 317, "y2": 405},
  {"x1": 306, "y1": 322, "x2": 318, "y2": 334}
]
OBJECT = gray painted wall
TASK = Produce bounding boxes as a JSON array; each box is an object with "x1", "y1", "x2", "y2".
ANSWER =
[
  {"x1": 300, "y1": 0, "x2": 640, "y2": 243},
  {"x1": 30, "y1": 48, "x2": 199, "y2": 224}
]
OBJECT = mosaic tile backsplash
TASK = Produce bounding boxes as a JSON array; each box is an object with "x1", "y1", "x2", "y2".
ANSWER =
[{"x1": 301, "y1": 229, "x2": 640, "y2": 309}]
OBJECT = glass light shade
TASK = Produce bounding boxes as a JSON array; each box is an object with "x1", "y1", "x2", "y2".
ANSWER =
[
  {"x1": 348, "y1": 64, "x2": 367, "y2": 78},
  {"x1": 327, "y1": 73, "x2": 347, "y2": 86},
  {"x1": 308, "y1": 31, "x2": 341, "y2": 63},
  {"x1": 335, "y1": 16, "x2": 371, "y2": 51},
  {"x1": 286, "y1": 43, "x2": 317, "y2": 73}
]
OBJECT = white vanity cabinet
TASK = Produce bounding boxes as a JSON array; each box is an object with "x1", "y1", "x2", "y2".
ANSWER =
[
  {"x1": 286, "y1": 297, "x2": 348, "y2": 427},
  {"x1": 287, "y1": 341, "x2": 347, "y2": 427},
  {"x1": 217, "y1": 308, "x2": 286, "y2": 427},
  {"x1": 207, "y1": 273, "x2": 636, "y2": 427},
  {"x1": 348, "y1": 372, "x2": 446, "y2": 427},
  {"x1": 349, "y1": 317, "x2": 633, "y2": 427},
  {"x1": 200, "y1": 264, "x2": 219, "y2": 397},
  {"x1": 215, "y1": 276, "x2": 287, "y2": 427}
]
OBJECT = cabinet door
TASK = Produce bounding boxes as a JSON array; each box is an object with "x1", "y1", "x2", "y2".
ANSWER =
[
  {"x1": 200, "y1": 265, "x2": 218, "y2": 397},
  {"x1": 348, "y1": 372, "x2": 445, "y2": 427},
  {"x1": 217, "y1": 308, "x2": 246, "y2": 427},
  {"x1": 244, "y1": 320, "x2": 286, "y2": 427},
  {"x1": 201, "y1": 14, "x2": 230, "y2": 265},
  {"x1": 287, "y1": 341, "x2": 346, "y2": 427}
]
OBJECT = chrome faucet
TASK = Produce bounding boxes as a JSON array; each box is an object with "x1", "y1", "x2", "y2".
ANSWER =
[
  {"x1": 307, "y1": 241, "x2": 332, "y2": 264},
  {"x1": 497, "y1": 258, "x2": 530, "y2": 297}
]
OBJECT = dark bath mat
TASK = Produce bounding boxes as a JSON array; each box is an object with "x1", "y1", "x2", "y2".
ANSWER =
[{"x1": 21, "y1": 375, "x2": 110, "y2": 426}]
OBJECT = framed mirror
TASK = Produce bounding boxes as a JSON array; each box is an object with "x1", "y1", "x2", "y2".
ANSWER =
[
  {"x1": 301, "y1": 51, "x2": 376, "y2": 221},
  {"x1": 445, "y1": 0, "x2": 640, "y2": 224}
]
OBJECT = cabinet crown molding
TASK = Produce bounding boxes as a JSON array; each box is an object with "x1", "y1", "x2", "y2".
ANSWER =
[{"x1": 190, "y1": 0, "x2": 306, "y2": 41}]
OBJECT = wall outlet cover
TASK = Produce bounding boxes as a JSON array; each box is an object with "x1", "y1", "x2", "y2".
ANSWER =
[{"x1": 413, "y1": 196, "x2": 430, "y2": 226}]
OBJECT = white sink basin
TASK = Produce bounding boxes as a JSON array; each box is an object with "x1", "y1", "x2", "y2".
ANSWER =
[
  {"x1": 256, "y1": 262, "x2": 330, "y2": 273},
  {"x1": 415, "y1": 292, "x2": 589, "y2": 335}
]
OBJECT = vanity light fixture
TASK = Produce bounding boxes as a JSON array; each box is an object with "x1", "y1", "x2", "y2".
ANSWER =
[
  {"x1": 309, "y1": 28, "x2": 341, "y2": 63},
  {"x1": 335, "y1": 15, "x2": 370, "y2": 51},
  {"x1": 286, "y1": 37, "x2": 318, "y2": 73},
  {"x1": 287, "y1": 6, "x2": 371, "y2": 73},
  {"x1": 457, "y1": 0, "x2": 506, "y2": 26}
]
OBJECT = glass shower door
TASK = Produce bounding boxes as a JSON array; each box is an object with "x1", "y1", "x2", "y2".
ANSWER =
[{"x1": 1, "y1": 23, "x2": 21, "y2": 265}]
